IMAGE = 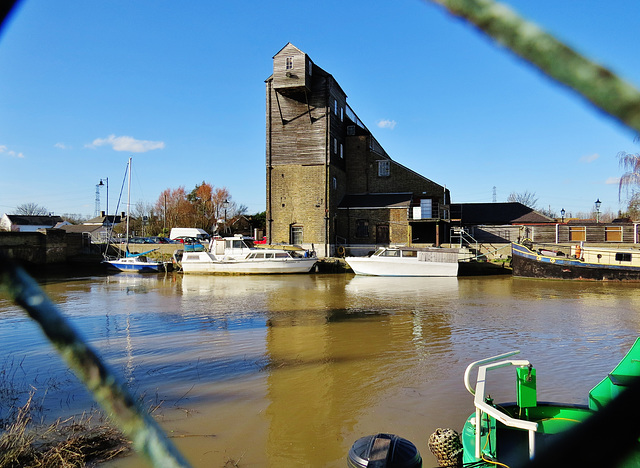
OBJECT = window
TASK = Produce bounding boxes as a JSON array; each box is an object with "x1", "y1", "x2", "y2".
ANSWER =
[
  {"x1": 332, "y1": 177, "x2": 337, "y2": 189},
  {"x1": 420, "y1": 199, "x2": 433, "y2": 219},
  {"x1": 308, "y1": 60, "x2": 312, "y2": 75},
  {"x1": 605, "y1": 226, "x2": 623, "y2": 242},
  {"x1": 290, "y1": 225, "x2": 303, "y2": 245},
  {"x1": 615, "y1": 252, "x2": 632, "y2": 262},
  {"x1": 333, "y1": 137, "x2": 337, "y2": 154},
  {"x1": 569, "y1": 226, "x2": 586, "y2": 241},
  {"x1": 378, "y1": 160, "x2": 390, "y2": 177},
  {"x1": 340, "y1": 143, "x2": 343, "y2": 159},
  {"x1": 356, "y1": 219, "x2": 369, "y2": 238},
  {"x1": 334, "y1": 99, "x2": 338, "y2": 115},
  {"x1": 340, "y1": 107, "x2": 344, "y2": 122},
  {"x1": 285, "y1": 57, "x2": 293, "y2": 70}
]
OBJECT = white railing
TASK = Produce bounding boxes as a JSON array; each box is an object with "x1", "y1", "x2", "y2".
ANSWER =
[{"x1": 463, "y1": 351, "x2": 539, "y2": 460}]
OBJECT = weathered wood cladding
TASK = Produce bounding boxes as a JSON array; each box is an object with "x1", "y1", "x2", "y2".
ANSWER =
[
  {"x1": 272, "y1": 44, "x2": 312, "y2": 93},
  {"x1": 267, "y1": 78, "x2": 328, "y2": 166}
]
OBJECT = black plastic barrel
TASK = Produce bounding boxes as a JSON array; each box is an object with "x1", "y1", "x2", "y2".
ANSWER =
[{"x1": 347, "y1": 433, "x2": 422, "y2": 468}]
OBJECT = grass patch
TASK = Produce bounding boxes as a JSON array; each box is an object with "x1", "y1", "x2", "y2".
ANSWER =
[{"x1": 0, "y1": 393, "x2": 130, "y2": 468}]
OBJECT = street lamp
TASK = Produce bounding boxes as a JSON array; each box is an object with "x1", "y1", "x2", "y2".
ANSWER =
[
  {"x1": 98, "y1": 178, "x2": 109, "y2": 221},
  {"x1": 595, "y1": 198, "x2": 601, "y2": 223},
  {"x1": 223, "y1": 199, "x2": 229, "y2": 233},
  {"x1": 560, "y1": 208, "x2": 565, "y2": 223}
]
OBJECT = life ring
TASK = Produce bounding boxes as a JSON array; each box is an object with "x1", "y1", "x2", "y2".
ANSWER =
[
  {"x1": 336, "y1": 246, "x2": 345, "y2": 257},
  {"x1": 575, "y1": 246, "x2": 582, "y2": 259}
]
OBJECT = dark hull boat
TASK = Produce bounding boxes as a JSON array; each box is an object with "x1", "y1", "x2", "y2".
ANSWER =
[{"x1": 511, "y1": 242, "x2": 640, "y2": 281}]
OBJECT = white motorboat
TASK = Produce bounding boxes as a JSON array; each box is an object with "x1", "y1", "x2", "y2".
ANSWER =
[
  {"x1": 345, "y1": 246, "x2": 459, "y2": 277},
  {"x1": 179, "y1": 235, "x2": 317, "y2": 274}
]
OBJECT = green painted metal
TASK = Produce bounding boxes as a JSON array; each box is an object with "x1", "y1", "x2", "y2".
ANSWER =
[
  {"x1": 462, "y1": 340, "x2": 640, "y2": 467},
  {"x1": 589, "y1": 337, "x2": 640, "y2": 411}
]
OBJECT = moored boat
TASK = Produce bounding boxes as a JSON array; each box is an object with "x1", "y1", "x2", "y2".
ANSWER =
[
  {"x1": 179, "y1": 235, "x2": 317, "y2": 274},
  {"x1": 511, "y1": 241, "x2": 640, "y2": 281},
  {"x1": 344, "y1": 246, "x2": 459, "y2": 277},
  {"x1": 102, "y1": 158, "x2": 170, "y2": 273},
  {"x1": 104, "y1": 250, "x2": 170, "y2": 273},
  {"x1": 450, "y1": 339, "x2": 640, "y2": 467}
]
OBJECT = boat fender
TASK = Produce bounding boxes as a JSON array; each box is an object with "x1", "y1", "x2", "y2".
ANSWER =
[
  {"x1": 575, "y1": 246, "x2": 582, "y2": 259},
  {"x1": 336, "y1": 246, "x2": 345, "y2": 257},
  {"x1": 428, "y1": 428, "x2": 463, "y2": 467}
]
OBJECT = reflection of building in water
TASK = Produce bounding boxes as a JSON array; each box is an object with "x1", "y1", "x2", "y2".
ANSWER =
[{"x1": 262, "y1": 276, "x2": 458, "y2": 465}]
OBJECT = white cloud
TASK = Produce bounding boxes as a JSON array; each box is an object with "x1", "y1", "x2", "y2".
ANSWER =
[
  {"x1": 54, "y1": 142, "x2": 70, "y2": 149},
  {"x1": 377, "y1": 119, "x2": 397, "y2": 130},
  {"x1": 605, "y1": 177, "x2": 620, "y2": 185},
  {"x1": 86, "y1": 134, "x2": 165, "y2": 153},
  {"x1": 0, "y1": 145, "x2": 25, "y2": 158},
  {"x1": 580, "y1": 153, "x2": 599, "y2": 163}
]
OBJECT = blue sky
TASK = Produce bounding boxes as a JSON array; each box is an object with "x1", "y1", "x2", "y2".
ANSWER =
[{"x1": 1, "y1": 1, "x2": 640, "y2": 219}]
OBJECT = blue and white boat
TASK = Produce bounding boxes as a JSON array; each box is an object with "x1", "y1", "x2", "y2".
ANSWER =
[{"x1": 103, "y1": 158, "x2": 169, "y2": 273}]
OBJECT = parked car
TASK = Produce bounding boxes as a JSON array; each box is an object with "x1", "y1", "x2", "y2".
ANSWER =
[{"x1": 174, "y1": 236, "x2": 200, "y2": 244}]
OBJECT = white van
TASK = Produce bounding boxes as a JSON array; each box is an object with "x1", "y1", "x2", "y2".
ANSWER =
[{"x1": 169, "y1": 228, "x2": 209, "y2": 240}]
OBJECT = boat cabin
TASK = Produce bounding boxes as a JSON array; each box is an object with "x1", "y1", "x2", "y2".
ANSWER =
[
  {"x1": 209, "y1": 235, "x2": 255, "y2": 256},
  {"x1": 572, "y1": 245, "x2": 640, "y2": 266},
  {"x1": 373, "y1": 247, "x2": 459, "y2": 264}
]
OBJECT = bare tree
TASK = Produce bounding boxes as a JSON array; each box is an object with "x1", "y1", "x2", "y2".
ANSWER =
[
  {"x1": 16, "y1": 202, "x2": 49, "y2": 215},
  {"x1": 507, "y1": 191, "x2": 538, "y2": 209}
]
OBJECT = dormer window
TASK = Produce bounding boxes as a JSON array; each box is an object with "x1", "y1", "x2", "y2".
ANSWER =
[{"x1": 286, "y1": 57, "x2": 293, "y2": 70}]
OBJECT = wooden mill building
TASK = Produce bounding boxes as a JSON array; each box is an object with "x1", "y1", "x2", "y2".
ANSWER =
[{"x1": 266, "y1": 43, "x2": 451, "y2": 257}]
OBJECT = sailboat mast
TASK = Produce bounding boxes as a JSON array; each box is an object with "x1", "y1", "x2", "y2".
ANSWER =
[{"x1": 126, "y1": 157, "x2": 131, "y2": 246}]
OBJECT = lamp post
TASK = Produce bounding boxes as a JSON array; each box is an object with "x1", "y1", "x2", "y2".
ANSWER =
[
  {"x1": 560, "y1": 208, "x2": 565, "y2": 223},
  {"x1": 223, "y1": 199, "x2": 229, "y2": 234},
  {"x1": 595, "y1": 198, "x2": 601, "y2": 223},
  {"x1": 98, "y1": 178, "x2": 109, "y2": 220}
]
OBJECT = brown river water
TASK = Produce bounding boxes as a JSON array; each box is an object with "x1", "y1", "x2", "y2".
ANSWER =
[{"x1": 1, "y1": 272, "x2": 639, "y2": 467}]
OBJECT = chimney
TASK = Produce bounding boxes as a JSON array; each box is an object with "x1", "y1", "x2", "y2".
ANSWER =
[
  {"x1": 121, "y1": 212, "x2": 126, "y2": 218},
  {"x1": 101, "y1": 211, "x2": 106, "y2": 217}
]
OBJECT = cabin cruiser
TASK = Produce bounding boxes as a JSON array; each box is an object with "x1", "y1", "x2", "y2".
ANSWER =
[{"x1": 178, "y1": 235, "x2": 317, "y2": 274}]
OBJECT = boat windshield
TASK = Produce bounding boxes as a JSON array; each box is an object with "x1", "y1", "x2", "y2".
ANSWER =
[
  {"x1": 244, "y1": 238, "x2": 255, "y2": 248},
  {"x1": 379, "y1": 249, "x2": 400, "y2": 257},
  {"x1": 401, "y1": 250, "x2": 417, "y2": 257}
]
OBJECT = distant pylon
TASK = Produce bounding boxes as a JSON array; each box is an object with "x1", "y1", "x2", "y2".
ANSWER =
[
  {"x1": 95, "y1": 183, "x2": 101, "y2": 217},
  {"x1": 492, "y1": 186, "x2": 497, "y2": 203}
]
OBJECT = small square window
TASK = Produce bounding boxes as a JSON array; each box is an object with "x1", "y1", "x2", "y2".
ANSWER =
[{"x1": 285, "y1": 57, "x2": 293, "y2": 70}]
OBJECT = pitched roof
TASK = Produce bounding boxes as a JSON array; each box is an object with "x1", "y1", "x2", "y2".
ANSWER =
[
  {"x1": 338, "y1": 193, "x2": 413, "y2": 209},
  {"x1": 60, "y1": 224, "x2": 104, "y2": 234},
  {"x1": 4, "y1": 214, "x2": 64, "y2": 225},
  {"x1": 451, "y1": 202, "x2": 554, "y2": 225},
  {"x1": 84, "y1": 214, "x2": 122, "y2": 225}
]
